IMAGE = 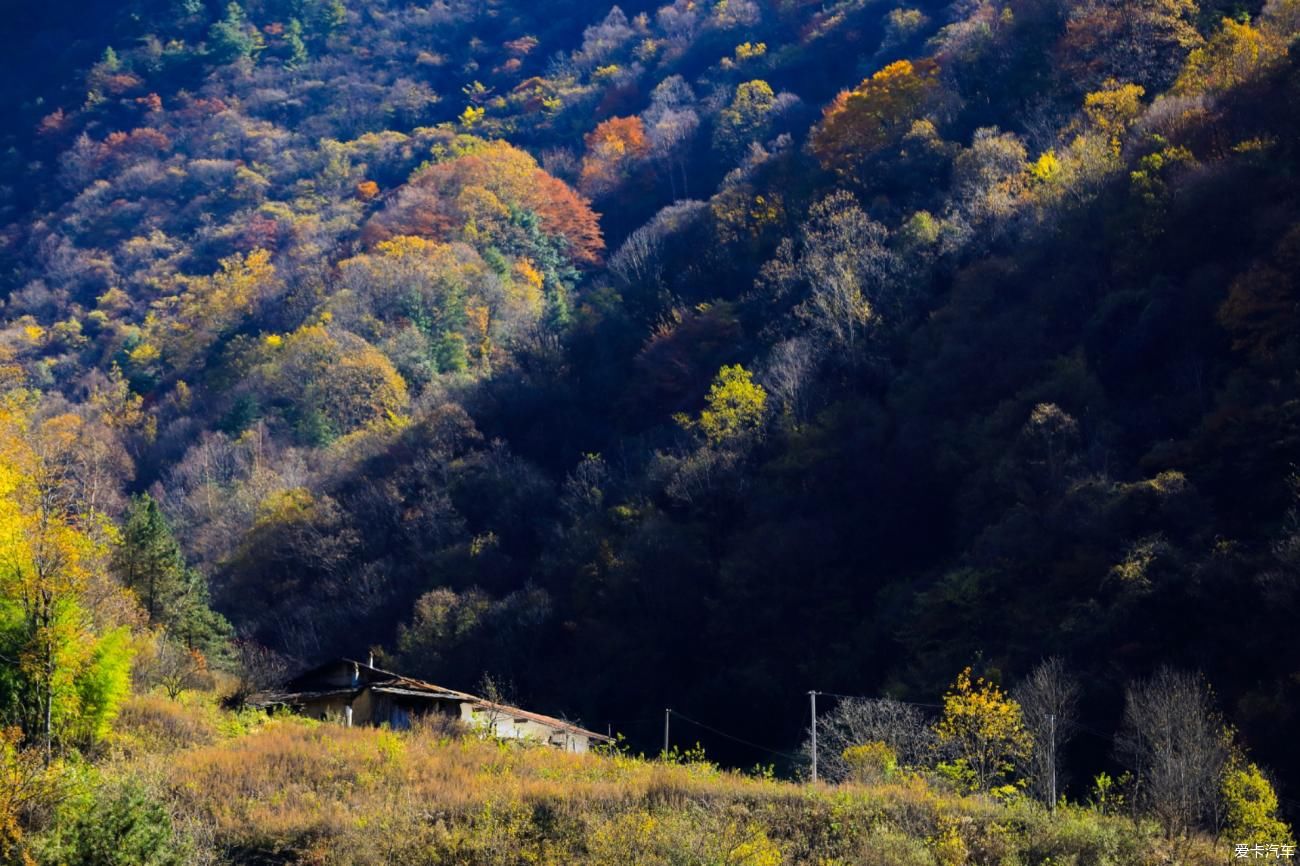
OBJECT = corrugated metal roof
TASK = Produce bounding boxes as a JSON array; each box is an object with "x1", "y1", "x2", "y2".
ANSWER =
[
  {"x1": 268, "y1": 657, "x2": 612, "y2": 742},
  {"x1": 370, "y1": 685, "x2": 464, "y2": 700},
  {"x1": 465, "y1": 699, "x2": 612, "y2": 741},
  {"x1": 248, "y1": 687, "x2": 357, "y2": 706}
]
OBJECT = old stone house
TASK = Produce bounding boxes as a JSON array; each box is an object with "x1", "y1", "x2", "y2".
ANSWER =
[{"x1": 256, "y1": 657, "x2": 610, "y2": 753}]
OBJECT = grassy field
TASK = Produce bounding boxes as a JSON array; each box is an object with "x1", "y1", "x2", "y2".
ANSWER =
[{"x1": 30, "y1": 693, "x2": 1223, "y2": 866}]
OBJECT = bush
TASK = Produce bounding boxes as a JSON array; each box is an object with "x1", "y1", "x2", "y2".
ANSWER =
[
  {"x1": 111, "y1": 695, "x2": 218, "y2": 754},
  {"x1": 843, "y1": 741, "x2": 897, "y2": 784},
  {"x1": 39, "y1": 780, "x2": 188, "y2": 866}
]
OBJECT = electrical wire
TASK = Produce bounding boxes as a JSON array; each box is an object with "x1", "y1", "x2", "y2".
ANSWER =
[
  {"x1": 811, "y1": 690, "x2": 945, "y2": 710},
  {"x1": 667, "y1": 709, "x2": 803, "y2": 761}
]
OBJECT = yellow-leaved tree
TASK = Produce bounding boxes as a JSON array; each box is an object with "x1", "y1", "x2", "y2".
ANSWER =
[
  {"x1": 147, "y1": 248, "x2": 280, "y2": 374},
  {"x1": 0, "y1": 391, "x2": 134, "y2": 759},
  {"x1": 677, "y1": 364, "x2": 768, "y2": 445},
  {"x1": 934, "y1": 667, "x2": 1032, "y2": 795},
  {"x1": 1221, "y1": 757, "x2": 1295, "y2": 847}
]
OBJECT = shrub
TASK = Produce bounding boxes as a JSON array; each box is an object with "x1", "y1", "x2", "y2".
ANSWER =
[
  {"x1": 39, "y1": 780, "x2": 188, "y2": 866},
  {"x1": 843, "y1": 741, "x2": 898, "y2": 784},
  {"x1": 112, "y1": 695, "x2": 218, "y2": 754}
]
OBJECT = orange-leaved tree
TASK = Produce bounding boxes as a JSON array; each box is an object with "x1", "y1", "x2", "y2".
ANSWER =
[
  {"x1": 809, "y1": 60, "x2": 940, "y2": 179},
  {"x1": 580, "y1": 116, "x2": 651, "y2": 196},
  {"x1": 374, "y1": 139, "x2": 604, "y2": 267}
]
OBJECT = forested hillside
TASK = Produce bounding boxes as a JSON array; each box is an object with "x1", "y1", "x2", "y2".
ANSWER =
[{"x1": 3, "y1": 0, "x2": 1300, "y2": 858}]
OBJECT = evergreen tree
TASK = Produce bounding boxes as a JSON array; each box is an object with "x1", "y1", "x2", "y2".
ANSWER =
[
  {"x1": 207, "y1": 3, "x2": 264, "y2": 64},
  {"x1": 113, "y1": 495, "x2": 187, "y2": 624},
  {"x1": 285, "y1": 18, "x2": 309, "y2": 69},
  {"x1": 112, "y1": 495, "x2": 231, "y2": 657}
]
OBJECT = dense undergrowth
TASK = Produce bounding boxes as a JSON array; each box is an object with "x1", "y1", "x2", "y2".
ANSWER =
[{"x1": 15, "y1": 694, "x2": 1225, "y2": 866}]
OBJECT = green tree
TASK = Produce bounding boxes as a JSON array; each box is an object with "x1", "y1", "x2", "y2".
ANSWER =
[
  {"x1": 300, "y1": 0, "x2": 346, "y2": 42},
  {"x1": 113, "y1": 495, "x2": 187, "y2": 625},
  {"x1": 112, "y1": 495, "x2": 230, "y2": 657},
  {"x1": 208, "y1": 3, "x2": 265, "y2": 64},
  {"x1": 42, "y1": 780, "x2": 188, "y2": 866},
  {"x1": 0, "y1": 399, "x2": 134, "y2": 756},
  {"x1": 285, "y1": 18, "x2": 309, "y2": 69}
]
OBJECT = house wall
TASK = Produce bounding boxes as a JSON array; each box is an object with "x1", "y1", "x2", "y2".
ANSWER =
[
  {"x1": 286, "y1": 677, "x2": 597, "y2": 752},
  {"x1": 304, "y1": 689, "x2": 459, "y2": 729},
  {"x1": 300, "y1": 695, "x2": 353, "y2": 722},
  {"x1": 351, "y1": 688, "x2": 375, "y2": 725},
  {"x1": 459, "y1": 704, "x2": 592, "y2": 753}
]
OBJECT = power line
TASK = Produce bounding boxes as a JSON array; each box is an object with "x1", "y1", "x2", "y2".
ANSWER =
[
  {"x1": 811, "y1": 690, "x2": 945, "y2": 710},
  {"x1": 667, "y1": 709, "x2": 802, "y2": 761}
]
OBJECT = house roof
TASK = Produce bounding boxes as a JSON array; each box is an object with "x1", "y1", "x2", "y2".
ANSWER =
[{"x1": 256, "y1": 657, "x2": 611, "y2": 742}]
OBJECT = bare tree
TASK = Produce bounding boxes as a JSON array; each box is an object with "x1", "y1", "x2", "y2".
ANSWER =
[
  {"x1": 576, "y1": 7, "x2": 634, "y2": 69},
  {"x1": 1013, "y1": 657, "x2": 1080, "y2": 808},
  {"x1": 760, "y1": 337, "x2": 817, "y2": 425},
  {"x1": 790, "y1": 192, "x2": 902, "y2": 355},
  {"x1": 232, "y1": 638, "x2": 289, "y2": 704},
  {"x1": 1116, "y1": 667, "x2": 1228, "y2": 839},
  {"x1": 473, "y1": 672, "x2": 520, "y2": 739},
  {"x1": 802, "y1": 697, "x2": 935, "y2": 782},
  {"x1": 644, "y1": 76, "x2": 699, "y2": 198},
  {"x1": 608, "y1": 200, "x2": 708, "y2": 289},
  {"x1": 153, "y1": 639, "x2": 215, "y2": 700}
]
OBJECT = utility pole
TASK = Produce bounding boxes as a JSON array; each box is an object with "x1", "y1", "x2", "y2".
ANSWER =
[
  {"x1": 663, "y1": 708, "x2": 671, "y2": 758},
  {"x1": 1048, "y1": 712, "x2": 1057, "y2": 811},
  {"x1": 809, "y1": 691, "x2": 818, "y2": 784}
]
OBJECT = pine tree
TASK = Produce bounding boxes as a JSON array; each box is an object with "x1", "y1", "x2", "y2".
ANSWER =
[
  {"x1": 112, "y1": 495, "x2": 231, "y2": 657},
  {"x1": 113, "y1": 495, "x2": 188, "y2": 624},
  {"x1": 207, "y1": 3, "x2": 264, "y2": 65},
  {"x1": 285, "y1": 18, "x2": 309, "y2": 69}
]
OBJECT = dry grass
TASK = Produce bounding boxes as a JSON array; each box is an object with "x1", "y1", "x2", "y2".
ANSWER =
[
  {"x1": 111, "y1": 694, "x2": 221, "y2": 755},
  {"x1": 98, "y1": 701, "x2": 1231, "y2": 865}
]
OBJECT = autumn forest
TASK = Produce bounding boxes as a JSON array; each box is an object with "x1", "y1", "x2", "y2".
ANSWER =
[{"x1": 2, "y1": 0, "x2": 1300, "y2": 862}]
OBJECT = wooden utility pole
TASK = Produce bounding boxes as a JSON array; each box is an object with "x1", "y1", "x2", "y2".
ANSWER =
[
  {"x1": 809, "y1": 691, "x2": 818, "y2": 784},
  {"x1": 663, "y1": 708, "x2": 670, "y2": 758},
  {"x1": 1048, "y1": 712, "x2": 1057, "y2": 810}
]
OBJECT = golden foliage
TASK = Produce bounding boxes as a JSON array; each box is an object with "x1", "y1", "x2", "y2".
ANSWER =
[
  {"x1": 0, "y1": 395, "x2": 135, "y2": 752},
  {"x1": 1221, "y1": 759, "x2": 1295, "y2": 846},
  {"x1": 0, "y1": 727, "x2": 66, "y2": 866},
  {"x1": 809, "y1": 60, "x2": 940, "y2": 177},
  {"x1": 1084, "y1": 81, "x2": 1146, "y2": 156},
  {"x1": 258, "y1": 324, "x2": 410, "y2": 435},
  {"x1": 151, "y1": 249, "x2": 279, "y2": 372},
  {"x1": 1175, "y1": 18, "x2": 1286, "y2": 95},
  {"x1": 935, "y1": 667, "x2": 1032, "y2": 793},
  {"x1": 681, "y1": 364, "x2": 768, "y2": 445}
]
